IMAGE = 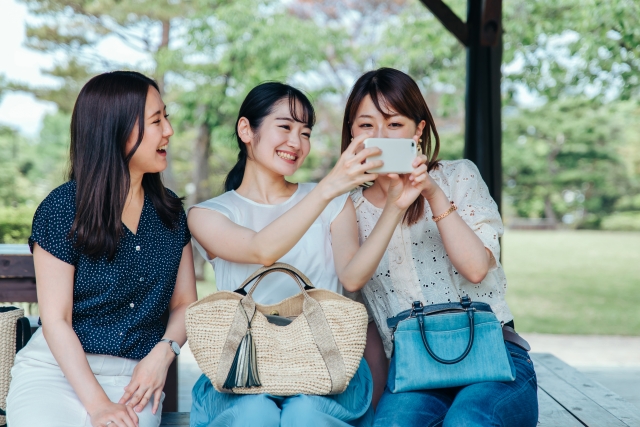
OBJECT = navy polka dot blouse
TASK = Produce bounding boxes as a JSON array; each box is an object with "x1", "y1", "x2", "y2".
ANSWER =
[{"x1": 29, "y1": 181, "x2": 191, "y2": 360}]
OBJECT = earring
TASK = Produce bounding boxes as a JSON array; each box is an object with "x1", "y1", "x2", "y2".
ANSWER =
[
  {"x1": 419, "y1": 138, "x2": 423, "y2": 143},
  {"x1": 351, "y1": 137, "x2": 354, "y2": 142}
]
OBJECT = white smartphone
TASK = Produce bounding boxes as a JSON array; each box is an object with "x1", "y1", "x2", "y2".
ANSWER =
[{"x1": 363, "y1": 138, "x2": 417, "y2": 174}]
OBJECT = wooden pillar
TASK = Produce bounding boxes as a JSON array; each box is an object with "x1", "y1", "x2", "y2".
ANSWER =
[{"x1": 464, "y1": 0, "x2": 503, "y2": 210}]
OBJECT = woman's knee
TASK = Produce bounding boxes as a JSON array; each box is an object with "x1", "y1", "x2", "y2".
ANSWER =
[
  {"x1": 224, "y1": 395, "x2": 280, "y2": 427},
  {"x1": 374, "y1": 388, "x2": 451, "y2": 427},
  {"x1": 280, "y1": 395, "x2": 321, "y2": 425}
]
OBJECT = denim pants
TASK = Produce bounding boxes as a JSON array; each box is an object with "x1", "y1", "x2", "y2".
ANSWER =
[
  {"x1": 374, "y1": 342, "x2": 538, "y2": 427},
  {"x1": 190, "y1": 359, "x2": 374, "y2": 427}
]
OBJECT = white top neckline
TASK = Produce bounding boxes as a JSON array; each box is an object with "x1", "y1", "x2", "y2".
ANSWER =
[{"x1": 230, "y1": 183, "x2": 302, "y2": 207}]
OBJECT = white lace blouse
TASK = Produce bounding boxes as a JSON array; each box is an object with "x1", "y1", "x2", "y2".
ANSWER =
[{"x1": 350, "y1": 159, "x2": 514, "y2": 358}]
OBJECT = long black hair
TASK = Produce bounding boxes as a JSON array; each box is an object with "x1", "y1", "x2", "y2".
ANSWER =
[
  {"x1": 68, "y1": 71, "x2": 183, "y2": 260},
  {"x1": 224, "y1": 82, "x2": 316, "y2": 192}
]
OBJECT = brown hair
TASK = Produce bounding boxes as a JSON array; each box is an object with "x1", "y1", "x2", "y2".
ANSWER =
[{"x1": 341, "y1": 67, "x2": 440, "y2": 225}]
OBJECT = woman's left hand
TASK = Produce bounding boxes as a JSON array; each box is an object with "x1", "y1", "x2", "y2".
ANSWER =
[
  {"x1": 386, "y1": 141, "x2": 434, "y2": 211},
  {"x1": 118, "y1": 342, "x2": 174, "y2": 415}
]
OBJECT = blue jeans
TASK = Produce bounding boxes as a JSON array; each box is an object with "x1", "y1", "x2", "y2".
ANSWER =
[
  {"x1": 191, "y1": 359, "x2": 374, "y2": 427},
  {"x1": 374, "y1": 342, "x2": 538, "y2": 427}
]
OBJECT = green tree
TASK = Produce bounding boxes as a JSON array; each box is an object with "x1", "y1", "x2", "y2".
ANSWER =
[{"x1": 503, "y1": 99, "x2": 636, "y2": 228}]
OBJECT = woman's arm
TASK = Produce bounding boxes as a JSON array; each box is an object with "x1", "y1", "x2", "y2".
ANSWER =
[
  {"x1": 330, "y1": 200, "x2": 404, "y2": 292},
  {"x1": 118, "y1": 244, "x2": 198, "y2": 414},
  {"x1": 35, "y1": 244, "x2": 139, "y2": 427},
  {"x1": 333, "y1": 154, "x2": 430, "y2": 292},
  {"x1": 189, "y1": 134, "x2": 382, "y2": 266},
  {"x1": 422, "y1": 181, "x2": 491, "y2": 284}
]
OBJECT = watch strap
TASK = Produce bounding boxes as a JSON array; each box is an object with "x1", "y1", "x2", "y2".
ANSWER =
[{"x1": 160, "y1": 338, "x2": 179, "y2": 356}]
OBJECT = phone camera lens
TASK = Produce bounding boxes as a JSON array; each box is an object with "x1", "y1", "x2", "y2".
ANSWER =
[{"x1": 411, "y1": 142, "x2": 415, "y2": 147}]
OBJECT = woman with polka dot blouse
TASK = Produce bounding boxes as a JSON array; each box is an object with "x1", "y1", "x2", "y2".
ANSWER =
[
  {"x1": 6, "y1": 71, "x2": 197, "y2": 427},
  {"x1": 341, "y1": 68, "x2": 538, "y2": 427}
]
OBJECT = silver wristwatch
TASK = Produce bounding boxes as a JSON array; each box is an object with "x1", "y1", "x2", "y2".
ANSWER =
[{"x1": 160, "y1": 338, "x2": 181, "y2": 356}]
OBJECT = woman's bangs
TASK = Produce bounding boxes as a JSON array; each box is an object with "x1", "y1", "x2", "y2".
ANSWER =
[
  {"x1": 368, "y1": 84, "x2": 413, "y2": 121},
  {"x1": 288, "y1": 92, "x2": 316, "y2": 129}
]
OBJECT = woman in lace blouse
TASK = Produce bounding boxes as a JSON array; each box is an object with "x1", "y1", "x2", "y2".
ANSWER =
[{"x1": 341, "y1": 68, "x2": 538, "y2": 427}]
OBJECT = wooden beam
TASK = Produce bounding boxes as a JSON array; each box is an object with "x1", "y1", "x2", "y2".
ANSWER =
[
  {"x1": 418, "y1": 0, "x2": 468, "y2": 46},
  {"x1": 0, "y1": 278, "x2": 37, "y2": 302},
  {"x1": 0, "y1": 254, "x2": 35, "y2": 279}
]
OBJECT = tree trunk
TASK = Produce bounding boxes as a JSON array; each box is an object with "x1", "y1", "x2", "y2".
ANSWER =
[
  {"x1": 543, "y1": 195, "x2": 558, "y2": 228},
  {"x1": 189, "y1": 117, "x2": 212, "y2": 280},
  {"x1": 156, "y1": 20, "x2": 171, "y2": 97},
  {"x1": 156, "y1": 19, "x2": 179, "y2": 192}
]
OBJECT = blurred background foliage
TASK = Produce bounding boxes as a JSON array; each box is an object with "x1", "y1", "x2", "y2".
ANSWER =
[{"x1": 0, "y1": 0, "x2": 639, "y2": 240}]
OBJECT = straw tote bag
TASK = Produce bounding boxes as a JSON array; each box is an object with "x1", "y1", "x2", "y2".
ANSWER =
[
  {"x1": 1, "y1": 307, "x2": 32, "y2": 426},
  {"x1": 186, "y1": 263, "x2": 368, "y2": 396}
]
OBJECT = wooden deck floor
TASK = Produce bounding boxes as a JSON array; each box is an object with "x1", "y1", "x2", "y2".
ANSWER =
[
  {"x1": 160, "y1": 353, "x2": 640, "y2": 426},
  {"x1": 533, "y1": 353, "x2": 640, "y2": 427}
]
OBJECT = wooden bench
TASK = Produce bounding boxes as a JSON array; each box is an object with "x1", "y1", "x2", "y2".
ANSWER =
[
  {"x1": 159, "y1": 353, "x2": 640, "y2": 426},
  {"x1": 533, "y1": 353, "x2": 640, "y2": 427}
]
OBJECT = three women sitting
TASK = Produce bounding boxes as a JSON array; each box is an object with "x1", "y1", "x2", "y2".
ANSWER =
[{"x1": 7, "y1": 67, "x2": 537, "y2": 427}]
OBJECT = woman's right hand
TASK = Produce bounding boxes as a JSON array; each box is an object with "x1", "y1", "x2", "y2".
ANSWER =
[
  {"x1": 318, "y1": 133, "x2": 382, "y2": 200},
  {"x1": 90, "y1": 401, "x2": 139, "y2": 427}
]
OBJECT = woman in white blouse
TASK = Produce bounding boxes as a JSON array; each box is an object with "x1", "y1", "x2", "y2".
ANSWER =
[
  {"x1": 188, "y1": 82, "x2": 430, "y2": 427},
  {"x1": 341, "y1": 68, "x2": 538, "y2": 427}
]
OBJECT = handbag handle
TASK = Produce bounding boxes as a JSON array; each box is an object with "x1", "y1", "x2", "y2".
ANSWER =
[
  {"x1": 417, "y1": 303, "x2": 476, "y2": 365},
  {"x1": 16, "y1": 316, "x2": 32, "y2": 352},
  {"x1": 235, "y1": 263, "x2": 315, "y2": 296}
]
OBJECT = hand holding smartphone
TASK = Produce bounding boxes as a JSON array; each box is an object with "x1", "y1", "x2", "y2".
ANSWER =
[{"x1": 363, "y1": 138, "x2": 417, "y2": 174}]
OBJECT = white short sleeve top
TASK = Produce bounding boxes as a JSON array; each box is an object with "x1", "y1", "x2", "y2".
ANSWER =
[
  {"x1": 190, "y1": 183, "x2": 349, "y2": 305},
  {"x1": 351, "y1": 159, "x2": 514, "y2": 358}
]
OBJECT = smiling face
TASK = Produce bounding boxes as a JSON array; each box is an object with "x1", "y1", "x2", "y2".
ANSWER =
[
  {"x1": 351, "y1": 94, "x2": 425, "y2": 141},
  {"x1": 239, "y1": 99, "x2": 312, "y2": 177},
  {"x1": 126, "y1": 86, "x2": 174, "y2": 176}
]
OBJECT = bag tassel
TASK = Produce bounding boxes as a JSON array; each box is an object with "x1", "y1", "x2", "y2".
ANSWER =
[{"x1": 223, "y1": 327, "x2": 261, "y2": 389}]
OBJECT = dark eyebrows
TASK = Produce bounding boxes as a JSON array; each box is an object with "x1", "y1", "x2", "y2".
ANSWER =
[
  {"x1": 275, "y1": 117, "x2": 311, "y2": 129},
  {"x1": 357, "y1": 112, "x2": 399, "y2": 119},
  {"x1": 147, "y1": 105, "x2": 167, "y2": 119}
]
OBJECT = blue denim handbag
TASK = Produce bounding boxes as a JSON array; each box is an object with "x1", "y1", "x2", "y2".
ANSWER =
[{"x1": 386, "y1": 296, "x2": 515, "y2": 392}]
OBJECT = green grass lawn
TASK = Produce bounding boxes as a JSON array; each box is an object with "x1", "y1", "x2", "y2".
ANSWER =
[
  {"x1": 502, "y1": 230, "x2": 640, "y2": 335},
  {"x1": 195, "y1": 230, "x2": 640, "y2": 336}
]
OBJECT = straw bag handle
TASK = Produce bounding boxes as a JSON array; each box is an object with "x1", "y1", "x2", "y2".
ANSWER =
[
  {"x1": 216, "y1": 263, "x2": 348, "y2": 394},
  {"x1": 234, "y1": 263, "x2": 315, "y2": 296}
]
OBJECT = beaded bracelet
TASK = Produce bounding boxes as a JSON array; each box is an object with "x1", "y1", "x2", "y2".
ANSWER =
[{"x1": 432, "y1": 201, "x2": 457, "y2": 222}]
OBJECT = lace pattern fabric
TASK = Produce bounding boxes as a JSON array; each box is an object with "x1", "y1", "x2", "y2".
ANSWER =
[{"x1": 351, "y1": 159, "x2": 513, "y2": 358}]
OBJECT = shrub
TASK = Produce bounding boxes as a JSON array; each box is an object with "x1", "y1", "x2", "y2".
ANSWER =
[
  {"x1": 601, "y1": 211, "x2": 640, "y2": 232},
  {"x1": 0, "y1": 206, "x2": 35, "y2": 243}
]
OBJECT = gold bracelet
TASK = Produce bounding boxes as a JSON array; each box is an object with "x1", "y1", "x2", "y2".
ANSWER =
[{"x1": 432, "y1": 201, "x2": 457, "y2": 222}]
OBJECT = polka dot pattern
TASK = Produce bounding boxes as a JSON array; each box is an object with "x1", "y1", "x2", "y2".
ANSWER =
[
  {"x1": 29, "y1": 181, "x2": 191, "y2": 360},
  {"x1": 349, "y1": 159, "x2": 514, "y2": 358}
]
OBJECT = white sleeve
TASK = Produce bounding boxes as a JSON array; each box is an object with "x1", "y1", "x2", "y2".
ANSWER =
[
  {"x1": 328, "y1": 192, "x2": 350, "y2": 224},
  {"x1": 187, "y1": 199, "x2": 236, "y2": 262},
  {"x1": 446, "y1": 160, "x2": 504, "y2": 270}
]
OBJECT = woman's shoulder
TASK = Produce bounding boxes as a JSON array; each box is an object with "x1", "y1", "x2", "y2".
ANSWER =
[
  {"x1": 189, "y1": 191, "x2": 238, "y2": 221},
  {"x1": 433, "y1": 159, "x2": 480, "y2": 176},
  {"x1": 29, "y1": 181, "x2": 78, "y2": 260},
  {"x1": 37, "y1": 181, "x2": 77, "y2": 214}
]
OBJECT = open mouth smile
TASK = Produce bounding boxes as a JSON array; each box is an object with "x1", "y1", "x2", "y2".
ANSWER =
[
  {"x1": 157, "y1": 143, "x2": 168, "y2": 153},
  {"x1": 276, "y1": 150, "x2": 298, "y2": 162}
]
